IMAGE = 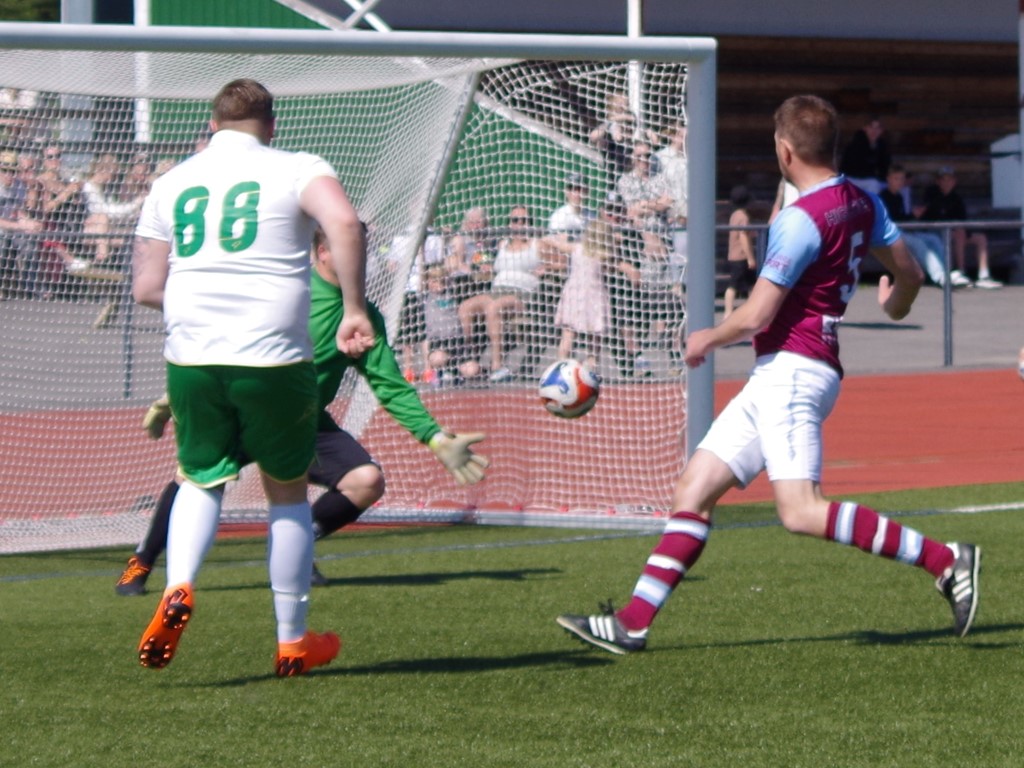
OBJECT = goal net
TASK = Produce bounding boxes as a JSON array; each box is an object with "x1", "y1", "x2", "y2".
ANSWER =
[{"x1": 0, "y1": 25, "x2": 716, "y2": 553}]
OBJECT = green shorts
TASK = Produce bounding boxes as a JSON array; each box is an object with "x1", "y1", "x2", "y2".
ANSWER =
[{"x1": 167, "y1": 362, "x2": 318, "y2": 487}]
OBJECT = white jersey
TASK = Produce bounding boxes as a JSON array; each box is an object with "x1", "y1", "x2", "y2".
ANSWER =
[{"x1": 135, "y1": 130, "x2": 337, "y2": 366}]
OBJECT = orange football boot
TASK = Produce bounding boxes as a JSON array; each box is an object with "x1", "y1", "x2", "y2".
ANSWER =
[
  {"x1": 275, "y1": 630, "x2": 342, "y2": 677},
  {"x1": 138, "y1": 583, "x2": 194, "y2": 669}
]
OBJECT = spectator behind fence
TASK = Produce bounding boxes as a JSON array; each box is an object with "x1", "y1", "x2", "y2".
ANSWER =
[
  {"x1": 423, "y1": 265, "x2": 481, "y2": 385},
  {"x1": 590, "y1": 92, "x2": 659, "y2": 179},
  {"x1": 36, "y1": 143, "x2": 88, "y2": 292},
  {"x1": 617, "y1": 141, "x2": 680, "y2": 359},
  {"x1": 80, "y1": 152, "x2": 147, "y2": 270},
  {"x1": 919, "y1": 166, "x2": 1001, "y2": 290},
  {"x1": 446, "y1": 205, "x2": 495, "y2": 303},
  {"x1": 386, "y1": 227, "x2": 446, "y2": 384},
  {"x1": 458, "y1": 205, "x2": 559, "y2": 383},
  {"x1": 656, "y1": 121, "x2": 688, "y2": 284},
  {"x1": 723, "y1": 185, "x2": 756, "y2": 318},
  {"x1": 0, "y1": 149, "x2": 43, "y2": 298},
  {"x1": 549, "y1": 217, "x2": 614, "y2": 372},
  {"x1": 600, "y1": 191, "x2": 652, "y2": 379},
  {"x1": 548, "y1": 172, "x2": 594, "y2": 243},
  {"x1": 616, "y1": 141, "x2": 673, "y2": 261},
  {"x1": 878, "y1": 164, "x2": 947, "y2": 287},
  {"x1": 840, "y1": 115, "x2": 891, "y2": 195}
]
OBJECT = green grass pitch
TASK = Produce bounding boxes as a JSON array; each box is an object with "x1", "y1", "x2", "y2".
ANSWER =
[{"x1": 3, "y1": 482, "x2": 1024, "y2": 767}]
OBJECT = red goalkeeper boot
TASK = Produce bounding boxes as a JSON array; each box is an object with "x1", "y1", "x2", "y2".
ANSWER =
[
  {"x1": 138, "y1": 583, "x2": 194, "y2": 669},
  {"x1": 275, "y1": 630, "x2": 342, "y2": 677}
]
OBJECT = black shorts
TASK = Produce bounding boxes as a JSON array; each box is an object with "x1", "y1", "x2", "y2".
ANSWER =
[
  {"x1": 308, "y1": 429, "x2": 378, "y2": 490},
  {"x1": 728, "y1": 260, "x2": 752, "y2": 294}
]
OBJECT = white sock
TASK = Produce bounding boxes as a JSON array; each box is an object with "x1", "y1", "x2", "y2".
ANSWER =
[
  {"x1": 268, "y1": 501, "x2": 314, "y2": 643},
  {"x1": 165, "y1": 481, "x2": 223, "y2": 589}
]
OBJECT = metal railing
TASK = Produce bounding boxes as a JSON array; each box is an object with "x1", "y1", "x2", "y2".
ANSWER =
[{"x1": 716, "y1": 219, "x2": 1024, "y2": 367}]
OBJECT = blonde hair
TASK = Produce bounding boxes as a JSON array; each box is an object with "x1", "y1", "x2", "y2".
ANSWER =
[{"x1": 581, "y1": 218, "x2": 614, "y2": 261}]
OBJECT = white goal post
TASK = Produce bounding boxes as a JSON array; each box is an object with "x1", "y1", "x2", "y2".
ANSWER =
[{"x1": 0, "y1": 23, "x2": 716, "y2": 553}]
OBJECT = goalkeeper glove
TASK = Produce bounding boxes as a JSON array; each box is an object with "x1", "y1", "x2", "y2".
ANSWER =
[
  {"x1": 142, "y1": 394, "x2": 172, "y2": 440},
  {"x1": 428, "y1": 431, "x2": 489, "y2": 486}
]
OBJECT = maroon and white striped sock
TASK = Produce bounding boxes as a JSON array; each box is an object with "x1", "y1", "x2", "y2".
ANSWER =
[
  {"x1": 825, "y1": 501, "x2": 954, "y2": 578},
  {"x1": 617, "y1": 511, "x2": 710, "y2": 631}
]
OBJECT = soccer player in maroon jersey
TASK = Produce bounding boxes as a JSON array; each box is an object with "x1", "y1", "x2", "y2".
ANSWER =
[{"x1": 558, "y1": 95, "x2": 980, "y2": 654}]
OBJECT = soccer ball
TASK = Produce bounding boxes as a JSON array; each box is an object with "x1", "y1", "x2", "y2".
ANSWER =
[{"x1": 538, "y1": 359, "x2": 600, "y2": 418}]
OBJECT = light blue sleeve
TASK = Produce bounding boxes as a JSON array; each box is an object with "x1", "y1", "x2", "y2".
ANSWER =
[
  {"x1": 868, "y1": 193, "x2": 902, "y2": 247},
  {"x1": 760, "y1": 206, "x2": 821, "y2": 288}
]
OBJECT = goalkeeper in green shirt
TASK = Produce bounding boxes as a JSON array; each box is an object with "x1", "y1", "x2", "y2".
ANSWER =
[{"x1": 116, "y1": 227, "x2": 488, "y2": 595}]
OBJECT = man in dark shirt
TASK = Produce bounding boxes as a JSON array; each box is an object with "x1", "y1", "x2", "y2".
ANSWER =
[
  {"x1": 840, "y1": 116, "x2": 891, "y2": 195},
  {"x1": 878, "y1": 165, "x2": 946, "y2": 286},
  {"x1": 919, "y1": 166, "x2": 1001, "y2": 289}
]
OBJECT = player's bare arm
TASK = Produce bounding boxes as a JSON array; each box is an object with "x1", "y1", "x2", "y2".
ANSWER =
[
  {"x1": 131, "y1": 236, "x2": 171, "y2": 311},
  {"x1": 300, "y1": 175, "x2": 375, "y2": 355},
  {"x1": 684, "y1": 277, "x2": 788, "y2": 367},
  {"x1": 871, "y1": 237, "x2": 923, "y2": 321}
]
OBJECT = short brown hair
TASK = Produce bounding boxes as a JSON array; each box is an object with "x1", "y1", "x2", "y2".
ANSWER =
[
  {"x1": 774, "y1": 95, "x2": 838, "y2": 168},
  {"x1": 212, "y1": 79, "x2": 275, "y2": 124}
]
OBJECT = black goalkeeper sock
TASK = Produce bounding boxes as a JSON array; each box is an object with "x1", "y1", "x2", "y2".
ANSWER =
[
  {"x1": 136, "y1": 479, "x2": 178, "y2": 567},
  {"x1": 312, "y1": 490, "x2": 365, "y2": 540}
]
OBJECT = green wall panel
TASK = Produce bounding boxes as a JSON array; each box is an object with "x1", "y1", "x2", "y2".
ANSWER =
[{"x1": 150, "y1": 0, "x2": 321, "y2": 29}]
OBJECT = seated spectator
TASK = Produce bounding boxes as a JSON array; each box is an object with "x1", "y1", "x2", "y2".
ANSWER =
[
  {"x1": 386, "y1": 227, "x2": 447, "y2": 383},
  {"x1": 422, "y1": 265, "x2": 480, "y2": 385},
  {"x1": 36, "y1": 144, "x2": 88, "y2": 291},
  {"x1": 723, "y1": 185, "x2": 756, "y2": 318},
  {"x1": 0, "y1": 149, "x2": 43, "y2": 298},
  {"x1": 878, "y1": 164, "x2": 947, "y2": 287},
  {"x1": 446, "y1": 206, "x2": 495, "y2": 303},
  {"x1": 919, "y1": 166, "x2": 1002, "y2": 289},
  {"x1": 79, "y1": 152, "x2": 146, "y2": 269},
  {"x1": 457, "y1": 205, "x2": 557, "y2": 382},
  {"x1": 840, "y1": 115, "x2": 890, "y2": 195}
]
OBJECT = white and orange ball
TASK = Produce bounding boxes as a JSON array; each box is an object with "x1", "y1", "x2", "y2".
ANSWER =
[{"x1": 538, "y1": 359, "x2": 600, "y2": 418}]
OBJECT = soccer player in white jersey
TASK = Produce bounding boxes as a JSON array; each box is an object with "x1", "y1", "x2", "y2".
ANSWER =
[
  {"x1": 558, "y1": 95, "x2": 980, "y2": 655},
  {"x1": 132, "y1": 79, "x2": 374, "y2": 676}
]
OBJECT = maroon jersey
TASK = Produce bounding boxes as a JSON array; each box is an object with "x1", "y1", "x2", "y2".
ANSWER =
[{"x1": 755, "y1": 177, "x2": 898, "y2": 377}]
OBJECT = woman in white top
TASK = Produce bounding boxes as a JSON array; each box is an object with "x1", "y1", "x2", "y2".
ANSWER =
[
  {"x1": 458, "y1": 204, "x2": 556, "y2": 382},
  {"x1": 81, "y1": 152, "x2": 146, "y2": 266}
]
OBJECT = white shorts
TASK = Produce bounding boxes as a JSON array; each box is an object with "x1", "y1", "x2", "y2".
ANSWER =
[{"x1": 697, "y1": 351, "x2": 841, "y2": 488}]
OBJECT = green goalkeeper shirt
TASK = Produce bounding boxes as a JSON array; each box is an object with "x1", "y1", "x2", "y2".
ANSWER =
[{"x1": 309, "y1": 268, "x2": 442, "y2": 443}]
